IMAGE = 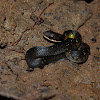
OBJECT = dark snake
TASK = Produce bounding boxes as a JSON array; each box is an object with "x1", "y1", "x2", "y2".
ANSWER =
[{"x1": 25, "y1": 30, "x2": 90, "y2": 71}]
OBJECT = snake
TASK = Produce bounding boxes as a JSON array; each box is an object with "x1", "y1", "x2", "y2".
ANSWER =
[{"x1": 25, "y1": 30, "x2": 90, "y2": 71}]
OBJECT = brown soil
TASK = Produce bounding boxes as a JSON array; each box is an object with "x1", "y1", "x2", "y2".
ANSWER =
[{"x1": 0, "y1": 0, "x2": 100, "y2": 100}]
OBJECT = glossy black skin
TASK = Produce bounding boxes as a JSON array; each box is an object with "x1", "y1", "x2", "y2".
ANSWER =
[
  {"x1": 25, "y1": 40, "x2": 76, "y2": 71},
  {"x1": 25, "y1": 30, "x2": 90, "y2": 71}
]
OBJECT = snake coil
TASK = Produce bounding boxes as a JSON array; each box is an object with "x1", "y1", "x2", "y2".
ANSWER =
[{"x1": 25, "y1": 30, "x2": 90, "y2": 71}]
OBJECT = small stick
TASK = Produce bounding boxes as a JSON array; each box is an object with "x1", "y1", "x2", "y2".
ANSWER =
[
  {"x1": 13, "y1": 2, "x2": 54, "y2": 45},
  {"x1": 13, "y1": 26, "x2": 33, "y2": 45},
  {"x1": 39, "y1": 2, "x2": 54, "y2": 18}
]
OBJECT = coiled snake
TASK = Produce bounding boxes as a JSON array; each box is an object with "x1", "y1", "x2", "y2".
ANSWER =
[{"x1": 25, "y1": 30, "x2": 90, "y2": 71}]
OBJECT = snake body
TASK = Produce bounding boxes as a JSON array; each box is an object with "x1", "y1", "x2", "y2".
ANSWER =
[{"x1": 25, "y1": 30, "x2": 90, "y2": 71}]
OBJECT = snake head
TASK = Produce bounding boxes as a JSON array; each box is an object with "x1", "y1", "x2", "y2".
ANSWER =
[{"x1": 43, "y1": 30, "x2": 64, "y2": 43}]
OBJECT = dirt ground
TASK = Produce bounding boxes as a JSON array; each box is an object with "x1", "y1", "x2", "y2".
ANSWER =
[{"x1": 0, "y1": 0, "x2": 100, "y2": 100}]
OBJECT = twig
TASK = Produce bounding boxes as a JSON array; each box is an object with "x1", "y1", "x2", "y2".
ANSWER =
[{"x1": 13, "y1": 2, "x2": 54, "y2": 45}]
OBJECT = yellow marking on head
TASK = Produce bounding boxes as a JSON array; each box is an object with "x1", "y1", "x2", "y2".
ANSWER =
[
  {"x1": 69, "y1": 33, "x2": 75, "y2": 39},
  {"x1": 64, "y1": 33, "x2": 76, "y2": 40}
]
